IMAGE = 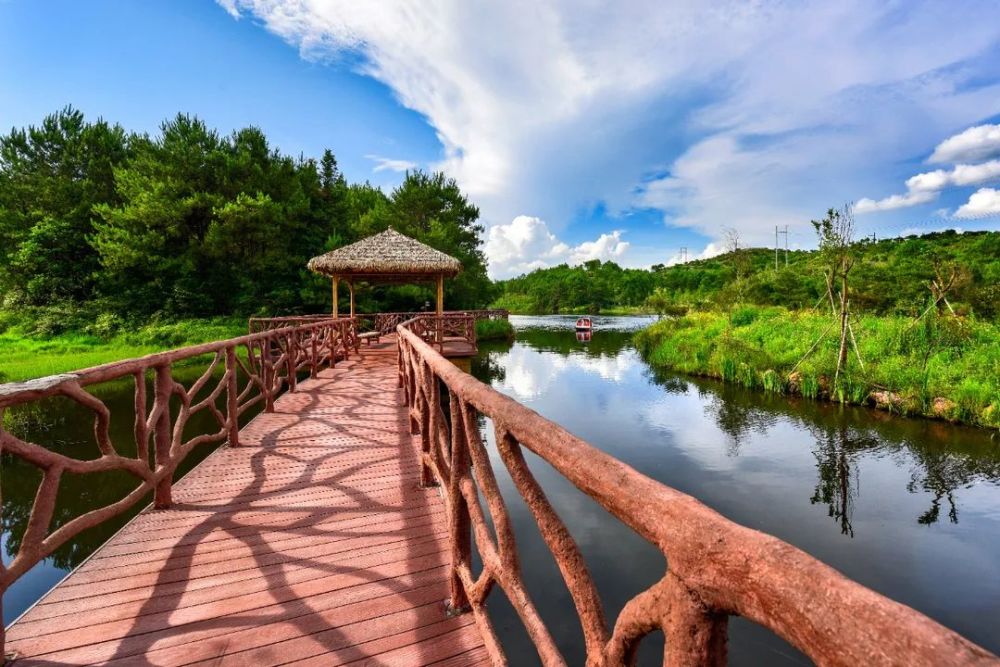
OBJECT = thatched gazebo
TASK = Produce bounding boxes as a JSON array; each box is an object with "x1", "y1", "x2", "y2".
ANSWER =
[{"x1": 306, "y1": 228, "x2": 462, "y2": 317}]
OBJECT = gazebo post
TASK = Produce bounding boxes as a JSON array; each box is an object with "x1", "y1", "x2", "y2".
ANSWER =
[
  {"x1": 436, "y1": 274, "x2": 444, "y2": 315},
  {"x1": 332, "y1": 276, "x2": 339, "y2": 319},
  {"x1": 349, "y1": 280, "x2": 355, "y2": 318},
  {"x1": 436, "y1": 273, "x2": 444, "y2": 345}
]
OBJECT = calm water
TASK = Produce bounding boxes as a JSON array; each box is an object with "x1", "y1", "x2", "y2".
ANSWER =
[
  {"x1": 0, "y1": 361, "x2": 266, "y2": 625},
  {"x1": 469, "y1": 315, "x2": 1000, "y2": 665},
  {"x1": 2, "y1": 317, "x2": 998, "y2": 664}
]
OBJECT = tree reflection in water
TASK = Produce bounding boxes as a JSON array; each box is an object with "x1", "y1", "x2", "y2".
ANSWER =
[
  {"x1": 807, "y1": 425, "x2": 871, "y2": 537},
  {"x1": 688, "y1": 374, "x2": 1000, "y2": 533}
]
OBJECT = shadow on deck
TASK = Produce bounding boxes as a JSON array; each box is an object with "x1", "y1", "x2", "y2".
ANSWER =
[{"x1": 5, "y1": 339, "x2": 489, "y2": 666}]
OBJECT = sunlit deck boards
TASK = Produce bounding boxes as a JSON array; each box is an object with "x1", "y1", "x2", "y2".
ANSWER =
[{"x1": 5, "y1": 339, "x2": 489, "y2": 666}]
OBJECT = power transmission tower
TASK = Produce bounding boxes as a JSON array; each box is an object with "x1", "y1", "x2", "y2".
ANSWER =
[
  {"x1": 679, "y1": 247, "x2": 688, "y2": 263},
  {"x1": 776, "y1": 225, "x2": 789, "y2": 268}
]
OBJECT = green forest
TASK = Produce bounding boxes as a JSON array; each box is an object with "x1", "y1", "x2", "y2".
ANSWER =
[
  {"x1": 0, "y1": 107, "x2": 493, "y2": 337},
  {"x1": 2, "y1": 108, "x2": 998, "y2": 424},
  {"x1": 494, "y1": 230, "x2": 1000, "y2": 319}
]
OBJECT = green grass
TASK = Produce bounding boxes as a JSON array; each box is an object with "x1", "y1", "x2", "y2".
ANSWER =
[
  {"x1": 635, "y1": 306, "x2": 1000, "y2": 429},
  {"x1": 0, "y1": 318, "x2": 246, "y2": 383},
  {"x1": 476, "y1": 318, "x2": 515, "y2": 341}
]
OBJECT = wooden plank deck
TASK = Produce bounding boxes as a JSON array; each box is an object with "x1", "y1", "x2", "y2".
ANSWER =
[{"x1": 5, "y1": 339, "x2": 490, "y2": 666}]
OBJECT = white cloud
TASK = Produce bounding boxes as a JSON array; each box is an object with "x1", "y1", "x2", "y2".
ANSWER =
[
  {"x1": 856, "y1": 158, "x2": 1000, "y2": 213},
  {"x1": 568, "y1": 230, "x2": 629, "y2": 265},
  {"x1": 484, "y1": 216, "x2": 628, "y2": 278},
  {"x1": 365, "y1": 154, "x2": 419, "y2": 173},
  {"x1": 929, "y1": 123, "x2": 1000, "y2": 164},
  {"x1": 855, "y1": 190, "x2": 938, "y2": 213},
  {"x1": 636, "y1": 134, "x2": 810, "y2": 239},
  {"x1": 216, "y1": 0, "x2": 240, "y2": 18},
  {"x1": 221, "y1": 1, "x2": 1000, "y2": 248},
  {"x1": 907, "y1": 160, "x2": 1000, "y2": 192},
  {"x1": 955, "y1": 188, "x2": 1000, "y2": 218}
]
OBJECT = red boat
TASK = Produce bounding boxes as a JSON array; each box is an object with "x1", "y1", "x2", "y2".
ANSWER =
[{"x1": 575, "y1": 316, "x2": 592, "y2": 331}]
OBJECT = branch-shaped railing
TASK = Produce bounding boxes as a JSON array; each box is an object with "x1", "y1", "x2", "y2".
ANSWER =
[
  {"x1": 404, "y1": 313, "x2": 477, "y2": 352},
  {"x1": 396, "y1": 315, "x2": 998, "y2": 667},
  {"x1": 0, "y1": 317, "x2": 356, "y2": 657},
  {"x1": 250, "y1": 309, "x2": 508, "y2": 338}
]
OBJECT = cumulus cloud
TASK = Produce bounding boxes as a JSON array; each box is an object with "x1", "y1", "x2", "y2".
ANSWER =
[
  {"x1": 365, "y1": 154, "x2": 419, "y2": 173},
  {"x1": 221, "y1": 1, "x2": 1000, "y2": 249},
  {"x1": 484, "y1": 216, "x2": 628, "y2": 278},
  {"x1": 855, "y1": 191, "x2": 938, "y2": 213},
  {"x1": 929, "y1": 124, "x2": 1000, "y2": 164},
  {"x1": 955, "y1": 187, "x2": 1000, "y2": 218},
  {"x1": 856, "y1": 158, "x2": 1000, "y2": 213}
]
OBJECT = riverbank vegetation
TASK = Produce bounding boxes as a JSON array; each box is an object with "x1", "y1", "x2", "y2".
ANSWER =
[
  {"x1": 0, "y1": 318, "x2": 245, "y2": 383},
  {"x1": 632, "y1": 208, "x2": 999, "y2": 430},
  {"x1": 635, "y1": 306, "x2": 1000, "y2": 428},
  {"x1": 475, "y1": 318, "x2": 515, "y2": 342}
]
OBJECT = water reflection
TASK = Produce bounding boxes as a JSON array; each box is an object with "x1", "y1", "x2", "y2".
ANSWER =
[
  {"x1": 472, "y1": 316, "x2": 1000, "y2": 662},
  {"x1": 0, "y1": 362, "x2": 265, "y2": 623}
]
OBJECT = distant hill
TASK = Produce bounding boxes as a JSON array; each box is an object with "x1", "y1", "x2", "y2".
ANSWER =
[{"x1": 493, "y1": 229, "x2": 1000, "y2": 318}]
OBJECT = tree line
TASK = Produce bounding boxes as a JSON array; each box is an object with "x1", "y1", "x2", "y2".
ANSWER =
[
  {"x1": 0, "y1": 107, "x2": 493, "y2": 334},
  {"x1": 495, "y1": 229, "x2": 1000, "y2": 319}
]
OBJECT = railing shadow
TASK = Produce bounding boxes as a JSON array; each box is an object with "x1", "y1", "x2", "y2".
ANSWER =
[{"x1": 4, "y1": 338, "x2": 472, "y2": 665}]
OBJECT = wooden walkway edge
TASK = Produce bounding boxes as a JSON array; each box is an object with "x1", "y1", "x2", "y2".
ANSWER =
[{"x1": 5, "y1": 339, "x2": 489, "y2": 666}]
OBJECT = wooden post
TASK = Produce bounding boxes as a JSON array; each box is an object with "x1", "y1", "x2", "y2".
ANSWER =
[
  {"x1": 334, "y1": 324, "x2": 337, "y2": 368},
  {"x1": 286, "y1": 333, "x2": 297, "y2": 393},
  {"x1": 225, "y1": 347, "x2": 240, "y2": 447},
  {"x1": 447, "y1": 399, "x2": 472, "y2": 613},
  {"x1": 662, "y1": 576, "x2": 728, "y2": 667},
  {"x1": 264, "y1": 337, "x2": 275, "y2": 413},
  {"x1": 436, "y1": 274, "x2": 444, "y2": 315},
  {"x1": 349, "y1": 280, "x2": 355, "y2": 318},
  {"x1": 309, "y1": 328, "x2": 318, "y2": 378},
  {"x1": 436, "y1": 273, "x2": 444, "y2": 346},
  {"x1": 153, "y1": 364, "x2": 173, "y2": 509},
  {"x1": 332, "y1": 276, "x2": 339, "y2": 319}
]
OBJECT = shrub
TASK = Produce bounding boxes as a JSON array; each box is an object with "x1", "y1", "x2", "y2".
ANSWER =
[{"x1": 476, "y1": 318, "x2": 515, "y2": 342}]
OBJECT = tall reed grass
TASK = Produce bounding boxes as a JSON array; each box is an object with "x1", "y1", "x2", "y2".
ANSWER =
[{"x1": 635, "y1": 306, "x2": 1000, "y2": 429}]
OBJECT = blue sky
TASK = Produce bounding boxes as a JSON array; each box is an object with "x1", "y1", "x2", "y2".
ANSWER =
[{"x1": 3, "y1": 1, "x2": 1000, "y2": 278}]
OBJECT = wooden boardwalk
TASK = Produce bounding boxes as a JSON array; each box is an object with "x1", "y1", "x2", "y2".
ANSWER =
[{"x1": 5, "y1": 340, "x2": 489, "y2": 666}]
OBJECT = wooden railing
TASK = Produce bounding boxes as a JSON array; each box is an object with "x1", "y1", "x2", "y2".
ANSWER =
[
  {"x1": 360, "y1": 309, "x2": 506, "y2": 336},
  {"x1": 250, "y1": 309, "x2": 508, "y2": 337},
  {"x1": 0, "y1": 318, "x2": 357, "y2": 657},
  {"x1": 395, "y1": 315, "x2": 998, "y2": 666},
  {"x1": 404, "y1": 313, "x2": 477, "y2": 351}
]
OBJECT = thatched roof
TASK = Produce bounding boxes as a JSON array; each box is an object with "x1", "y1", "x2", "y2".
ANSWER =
[{"x1": 307, "y1": 228, "x2": 462, "y2": 280}]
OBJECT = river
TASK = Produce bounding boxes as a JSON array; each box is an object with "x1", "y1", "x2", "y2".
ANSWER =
[
  {"x1": 2, "y1": 316, "x2": 998, "y2": 664},
  {"x1": 469, "y1": 315, "x2": 1000, "y2": 665}
]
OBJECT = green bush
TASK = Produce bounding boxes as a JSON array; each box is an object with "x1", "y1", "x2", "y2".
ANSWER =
[{"x1": 476, "y1": 318, "x2": 515, "y2": 342}]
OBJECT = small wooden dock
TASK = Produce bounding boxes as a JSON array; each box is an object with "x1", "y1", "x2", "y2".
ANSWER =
[{"x1": 5, "y1": 340, "x2": 489, "y2": 666}]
